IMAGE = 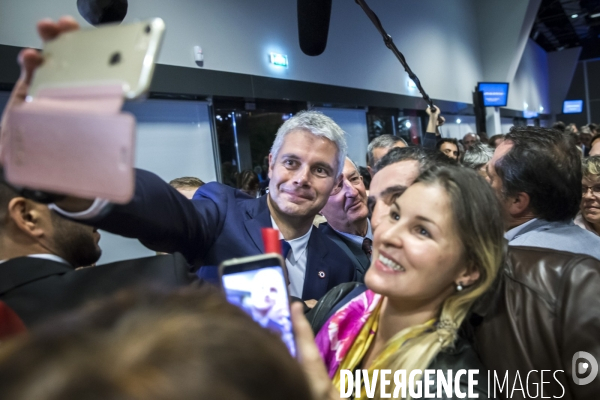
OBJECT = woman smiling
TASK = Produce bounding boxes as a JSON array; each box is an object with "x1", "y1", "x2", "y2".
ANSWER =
[
  {"x1": 576, "y1": 156, "x2": 600, "y2": 236},
  {"x1": 310, "y1": 165, "x2": 504, "y2": 399}
]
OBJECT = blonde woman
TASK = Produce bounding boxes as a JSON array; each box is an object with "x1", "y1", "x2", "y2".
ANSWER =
[
  {"x1": 576, "y1": 156, "x2": 600, "y2": 235},
  {"x1": 310, "y1": 165, "x2": 504, "y2": 399}
]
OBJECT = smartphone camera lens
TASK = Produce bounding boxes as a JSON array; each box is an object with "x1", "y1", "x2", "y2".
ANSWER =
[
  {"x1": 145, "y1": 25, "x2": 151, "y2": 34},
  {"x1": 109, "y1": 52, "x2": 122, "y2": 66}
]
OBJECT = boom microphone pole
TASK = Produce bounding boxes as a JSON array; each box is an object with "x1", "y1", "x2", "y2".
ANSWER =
[{"x1": 355, "y1": 0, "x2": 436, "y2": 112}]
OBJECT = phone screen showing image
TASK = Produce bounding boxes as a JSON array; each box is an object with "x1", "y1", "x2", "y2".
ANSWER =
[{"x1": 222, "y1": 266, "x2": 296, "y2": 357}]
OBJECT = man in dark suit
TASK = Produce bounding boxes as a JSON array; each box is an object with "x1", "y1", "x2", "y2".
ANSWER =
[
  {"x1": 2, "y1": 20, "x2": 355, "y2": 303},
  {"x1": 0, "y1": 182, "x2": 194, "y2": 328},
  {"x1": 319, "y1": 158, "x2": 372, "y2": 282},
  {"x1": 50, "y1": 112, "x2": 355, "y2": 302}
]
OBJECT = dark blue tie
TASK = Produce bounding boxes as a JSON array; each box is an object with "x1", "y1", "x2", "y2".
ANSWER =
[{"x1": 280, "y1": 239, "x2": 291, "y2": 259}]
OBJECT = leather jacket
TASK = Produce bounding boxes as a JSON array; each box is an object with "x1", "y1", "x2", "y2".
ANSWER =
[
  {"x1": 308, "y1": 283, "x2": 491, "y2": 399},
  {"x1": 471, "y1": 246, "x2": 600, "y2": 400}
]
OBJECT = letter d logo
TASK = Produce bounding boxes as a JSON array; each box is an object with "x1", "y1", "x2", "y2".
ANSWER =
[{"x1": 572, "y1": 351, "x2": 599, "y2": 385}]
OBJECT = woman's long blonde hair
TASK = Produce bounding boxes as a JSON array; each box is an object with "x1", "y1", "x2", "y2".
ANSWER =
[{"x1": 374, "y1": 165, "x2": 504, "y2": 399}]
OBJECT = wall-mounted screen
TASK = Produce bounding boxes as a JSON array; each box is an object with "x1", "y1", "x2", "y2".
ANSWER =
[
  {"x1": 563, "y1": 100, "x2": 583, "y2": 114},
  {"x1": 477, "y1": 82, "x2": 509, "y2": 107}
]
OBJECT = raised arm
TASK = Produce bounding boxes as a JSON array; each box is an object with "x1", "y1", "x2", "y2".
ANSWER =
[
  {"x1": 0, "y1": 18, "x2": 222, "y2": 264},
  {"x1": 422, "y1": 105, "x2": 444, "y2": 149},
  {"x1": 77, "y1": 169, "x2": 224, "y2": 263}
]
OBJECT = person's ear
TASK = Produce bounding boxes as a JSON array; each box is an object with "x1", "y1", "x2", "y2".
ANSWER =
[
  {"x1": 367, "y1": 166, "x2": 374, "y2": 178},
  {"x1": 506, "y1": 191, "x2": 530, "y2": 216},
  {"x1": 7, "y1": 197, "x2": 46, "y2": 239},
  {"x1": 455, "y1": 264, "x2": 481, "y2": 290}
]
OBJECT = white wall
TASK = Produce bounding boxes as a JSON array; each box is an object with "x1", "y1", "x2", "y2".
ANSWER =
[
  {"x1": 312, "y1": 107, "x2": 368, "y2": 167},
  {"x1": 0, "y1": 0, "x2": 483, "y2": 104},
  {"x1": 0, "y1": 1, "x2": 552, "y2": 112},
  {"x1": 439, "y1": 116, "x2": 477, "y2": 140},
  {"x1": 439, "y1": 116, "x2": 515, "y2": 140},
  {"x1": 507, "y1": 39, "x2": 550, "y2": 115}
]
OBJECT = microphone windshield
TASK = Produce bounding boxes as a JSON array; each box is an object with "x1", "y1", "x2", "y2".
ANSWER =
[
  {"x1": 297, "y1": 0, "x2": 332, "y2": 56},
  {"x1": 77, "y1": 0, "x2": 128, "y2": 26}
]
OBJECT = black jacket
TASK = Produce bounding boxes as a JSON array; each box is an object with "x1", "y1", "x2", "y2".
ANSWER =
[
  {"x1": 0, "y1": 253, "x2": 195, "y2": 328},
  {"x1": 307, "y1": 283, "x2": 491, "y2": 399}
]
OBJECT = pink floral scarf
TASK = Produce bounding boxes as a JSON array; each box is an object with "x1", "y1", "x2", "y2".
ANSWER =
[{"x1": 315, "y1": 289, "x2": 382, "y2": 378}]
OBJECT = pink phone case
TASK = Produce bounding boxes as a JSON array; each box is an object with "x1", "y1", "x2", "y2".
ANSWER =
[{"x1": 1, "y1": 85, "x2": 136, "y2": 204}]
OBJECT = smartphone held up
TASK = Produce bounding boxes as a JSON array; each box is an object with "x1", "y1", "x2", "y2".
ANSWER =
[
  {"x1": 220, "y1": 253, "x2": 297, "y2": 358},
  {"x1": 1, "y1": 19, "x2": 165, "y2": 204}
]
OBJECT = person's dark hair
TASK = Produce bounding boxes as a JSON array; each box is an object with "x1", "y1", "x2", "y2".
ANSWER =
[
  {"x1": 487, "y1": 134, "x2": 505, "y2": 148},
  {"x1": 168, "y1": 176, "x2": 205, "y2": 190},
  {"x1": 494, "y1": 126, "x2": 582, "y2": 221},
  {"x1": 366, "y1": 134, "x2": 407, "y2": 168},
  {"x1": 358, "y1": 166, "x2": 371, "y2": 190},
  {"x1": 237, "y1": 169, "x2": 260, "y2": 197},
  {"x1": 435, "y1": 138, "x2": 460, "y2": 159},
  {"x1": 580, "y1": 125, "x2": 592, "y2": 136},
  {"x1": 373, "y1": 146, "x2": 454, "y2": 175},
  {"x1": 552, "y1": 121, "x2": 566, "y2": 132},
  {"x1": 0, "y1": 286, "x2": 313, "y2": 400},
  {"x1": 462, "y1": 143, "x2": 493, "y2": 171}
]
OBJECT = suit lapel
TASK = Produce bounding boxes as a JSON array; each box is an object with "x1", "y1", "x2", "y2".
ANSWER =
[
  {"x1": 0, "y1": 257, "x2": 72, "y2": 295},
  {"x1": 321, "y1": 224, "x2": 370, "y2": 275},
  {"x1": 302, "y1": 228, "x2": 330, "y2": 300},
  {"x1": 321, "y1": 225, "x2": 361, "y2": 272},
  {"x1": 243, "y1": 195, "x2": 272, "y2": 252},
  {"x1": 344, "y1": 237, "x2": 370, "y2": 271}
]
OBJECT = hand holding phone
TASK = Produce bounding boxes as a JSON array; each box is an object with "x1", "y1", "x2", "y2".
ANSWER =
[{"x1": 1, "y1": 17, "x2": 165, "y2": 203}]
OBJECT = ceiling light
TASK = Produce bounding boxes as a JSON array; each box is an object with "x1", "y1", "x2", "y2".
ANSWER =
[
  {"x1": 591, "y1": 12, "x2": 600, "y2": 18},
  {"x1": 456, "y1": 119, "x2": 462, "y2": 124},
  {"x1": 269, "y1": 53, "x2": 288, "y2": 68},
  {"x1": 571, "y1": 14, "x2": 578, "y2": 18},
  {"x1": 405, "y1": 121, "x2": 412, "y2": 129}
]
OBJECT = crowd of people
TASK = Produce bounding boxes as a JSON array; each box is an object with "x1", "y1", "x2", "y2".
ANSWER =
[{"x1": 0, "y1": 15, "x2": 599, "y2": 400}]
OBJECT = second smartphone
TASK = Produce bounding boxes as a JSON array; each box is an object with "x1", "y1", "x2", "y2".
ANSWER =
[{"x1": 220, "y1": 254, "x2": 297, "y2": 357}]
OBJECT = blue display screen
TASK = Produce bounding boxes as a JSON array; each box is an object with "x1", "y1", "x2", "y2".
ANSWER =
[
  {"x1": 563, "y1": 100, "x2": 583, "y2": 114},
  {"x1": 478, "y1": 82, "x2": 509, "y2": 107}
]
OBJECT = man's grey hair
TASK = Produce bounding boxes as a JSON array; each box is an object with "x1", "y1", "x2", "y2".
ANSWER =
[
  {"x1": 462, "y1": 143, "x2": 494, "y2": 170},
  {"x1": 463, "y1": 133, "x2": 480, "y2": 141},
  {"x1": 270, "y1": 110, "x2": 347, "y2": 177},
  {"x1": 346, "y1": 157, "x2": 360, "y2": 174},
  {"x1": 366, "y1": 135, "x2": 407, "y2": 168}
]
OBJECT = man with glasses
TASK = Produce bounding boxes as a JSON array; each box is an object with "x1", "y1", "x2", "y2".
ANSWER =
[
  {"x1": 319, "y1": 158, "x2": 372, "y2": 282},
  {"x1": 575, "y1": 156, "x2": 600, "y2": 235}
]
